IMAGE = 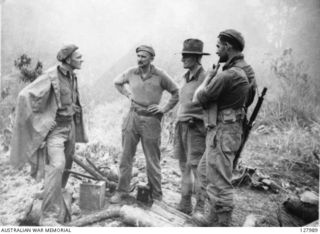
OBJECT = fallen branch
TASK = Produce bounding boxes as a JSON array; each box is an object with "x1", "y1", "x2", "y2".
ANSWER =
[
  {"x1": 86, "y1": 157, "x2": 108, "y2": 178},
  {"x1": 66, "y1": 205, "x2": 122, "y2": 227},
  {"x1": 73, "y1": 155, "x2": 117, "y2": 189},
  {"x1": 65, "y1": 200, "x2": 195, "y2": 227},
  {"x1": 65, "y1": 169, "x2": 98, "y2": 181}
]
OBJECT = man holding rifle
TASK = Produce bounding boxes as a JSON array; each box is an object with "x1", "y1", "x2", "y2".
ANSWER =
[{"x1": 192, "y1": 29, "x2": 256, "y2": 226}]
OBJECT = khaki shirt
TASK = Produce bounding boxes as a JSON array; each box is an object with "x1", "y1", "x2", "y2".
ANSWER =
[
  {"x1": 57, "y1": 66, "x2": 78, "y2": 117},
  {"x1": 197, "y1": 56, "x2": 250, "y2": 111},
  {"x1": 115, "y1": 65, "x2": 179, "y2": 111}
]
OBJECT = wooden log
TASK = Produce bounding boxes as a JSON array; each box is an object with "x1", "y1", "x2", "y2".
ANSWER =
[
  {"x1": 120, "y1": 205, "x2": 174, "y2": 227},
  {"x1": 66, "y1": 205, "x2": 121, "y2": 227},
  {"x1": 243, "y1": 214, "x2": 258, "y2": 227},
  {"x1": 67, "y1": 204, "x2": 176, "y2": 227},
  {"x1": 73, "y1": 155, "x2": 106, "y2": 181},
  {"x1": 151, "y1": 200, "x2": 194, "y2": 226},
  {"x1": 86, "y1": 157, "x2": 108, "y2": 178},
  {"x1": 66, "y1": 197, "x2": 196, "y2": 227}
]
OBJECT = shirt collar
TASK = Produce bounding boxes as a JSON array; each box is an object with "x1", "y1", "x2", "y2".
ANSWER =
[
  {"x1": 184, "y1": 65, "x2": 203, "y2": 82},
  {"x1": 133, "y1": 64, "x2": 156, "y2": 75},
  {"x1": 133, "y1": 64, "x2": 157, "y2": 81},
  {"x1": 58, "y1": 65, "x2": 75, "y2": 78},
  {"x1": 222, "y1": 54, "x2": 244, "y2": 70}
]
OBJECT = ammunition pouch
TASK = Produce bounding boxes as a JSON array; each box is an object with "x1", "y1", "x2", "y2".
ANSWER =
[{"x1": 217, "y1": 108, "x2": 245, "y2": 124}]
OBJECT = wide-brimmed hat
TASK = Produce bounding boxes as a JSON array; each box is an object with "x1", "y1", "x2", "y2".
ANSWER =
[
  {"x1": 180, "y1": 38, "x2": 210, "y2": 55},
  {"x1": 57, "y1": 44, "x2": 79, "y2": 62}
]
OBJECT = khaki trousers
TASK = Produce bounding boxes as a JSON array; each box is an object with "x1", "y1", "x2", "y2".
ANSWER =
[
  {"x1": 41, "y1": 120, "x2": 75, "y2": 223},
  {"x1": 117, "y1": 110, "x2": 162, "y2": 199},
  {"x1": 198, "y1": 121, "x2": 242, "y2": 211},
  {"x1": 174, "y1": 120, "x2": 206, "y2": 198}
]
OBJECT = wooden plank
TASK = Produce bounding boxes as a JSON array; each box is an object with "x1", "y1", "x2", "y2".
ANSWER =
[{"x1": 151, "y1": 200, "x2": 194, "y2": 226}]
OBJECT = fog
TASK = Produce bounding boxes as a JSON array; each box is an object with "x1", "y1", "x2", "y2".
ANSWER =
[{"x1": 1, "y1": 0, "x2": 320, "y2": 88}]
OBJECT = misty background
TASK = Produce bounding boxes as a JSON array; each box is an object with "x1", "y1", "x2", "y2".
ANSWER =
[
  {"x1": 1, "y1": 1, "x2": 320, "y2": 227},
  {"x1": 1, "y1": 0, "x2": 320, "y2": 104}
]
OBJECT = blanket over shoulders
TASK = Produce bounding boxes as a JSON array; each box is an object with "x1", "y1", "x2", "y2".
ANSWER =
[{"x1": 10, "y1": 66, "x2": 88, "y2": 178}]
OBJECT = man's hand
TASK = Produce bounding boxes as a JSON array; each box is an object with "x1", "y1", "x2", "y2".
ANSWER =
[
  {"x1": 205, "y1": 68, "x2": 216, "y2": 85},
  {"x1": 126, "y1": 93, "x2": 133, "y2": 101},
  {"x1": 192, "y1": 65, "x2": 219, "y2": 103},
  {"x1": 147, "y1": 104, "x2": 165, "y2": 114}
]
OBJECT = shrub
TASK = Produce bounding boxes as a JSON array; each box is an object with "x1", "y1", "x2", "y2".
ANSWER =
[
  {"x1": 14, "y1": 54, "x2": 43, "y2": 83},
  {"x1": 269, "y1": 49, "x2": 320, "y2": 127}
]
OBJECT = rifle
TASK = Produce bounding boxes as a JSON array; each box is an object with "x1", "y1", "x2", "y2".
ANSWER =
[{"x1": 233, "y1": 87, "x2": 268, "y2": 169}]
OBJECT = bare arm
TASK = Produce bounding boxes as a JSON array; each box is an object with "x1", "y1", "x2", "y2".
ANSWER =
[
  {"x1": 162, "y1": 88, "x2": 179, "y2": 113},
  {"x1": 113, "y1": 73, "x2": 132, "y2": 99},
  {"x1": 147, "y1": 71, "x2": 179, "y2": 114},
  {"x1": 114, "y1": 83, "x2": 132, "y2": 99}
]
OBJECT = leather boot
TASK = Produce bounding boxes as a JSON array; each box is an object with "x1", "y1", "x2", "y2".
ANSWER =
[
  {"x1": 193, "y1": 197, "x2": 205, "y2": 214},
  {"x1": 192, "y1": 205, "x2": 218, "y2": 227},
  {"x1": 177, "y1": 195, "x2": 192, "y2": 215}
]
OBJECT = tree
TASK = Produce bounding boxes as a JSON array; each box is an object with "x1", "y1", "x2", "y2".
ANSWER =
[{"x1": 14, "y1": 54, "x2": 43, "y2": 83}]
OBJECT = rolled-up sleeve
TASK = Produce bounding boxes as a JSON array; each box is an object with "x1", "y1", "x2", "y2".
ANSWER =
[
  {"x1": 197, "y1": 73, "x2": 226, "y2": 106},
  {"x1": 114, "y1": 69, "x2": 130, "y2": 85}
]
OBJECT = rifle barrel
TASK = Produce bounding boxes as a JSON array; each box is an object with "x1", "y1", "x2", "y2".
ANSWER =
[
  {"x1": 234, "y1": 87, "x2": 268, "y2": 169},
  {"x1": 249, "y1": 87, "x2": 268, "y2": 124}
]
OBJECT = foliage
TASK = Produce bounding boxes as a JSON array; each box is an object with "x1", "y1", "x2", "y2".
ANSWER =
[
  {"x1": 14, "y1": 54, "x2": 43, "y2": 83},
  {"x1": 253, "y1": 49, "x2": 320, "y2": 178},
  {"x1": 0, "y1": 54, "x2": 43, "y2": 150},
  {"x1": 265, "y1": 49, "x2": 320, "y2": 127}
]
